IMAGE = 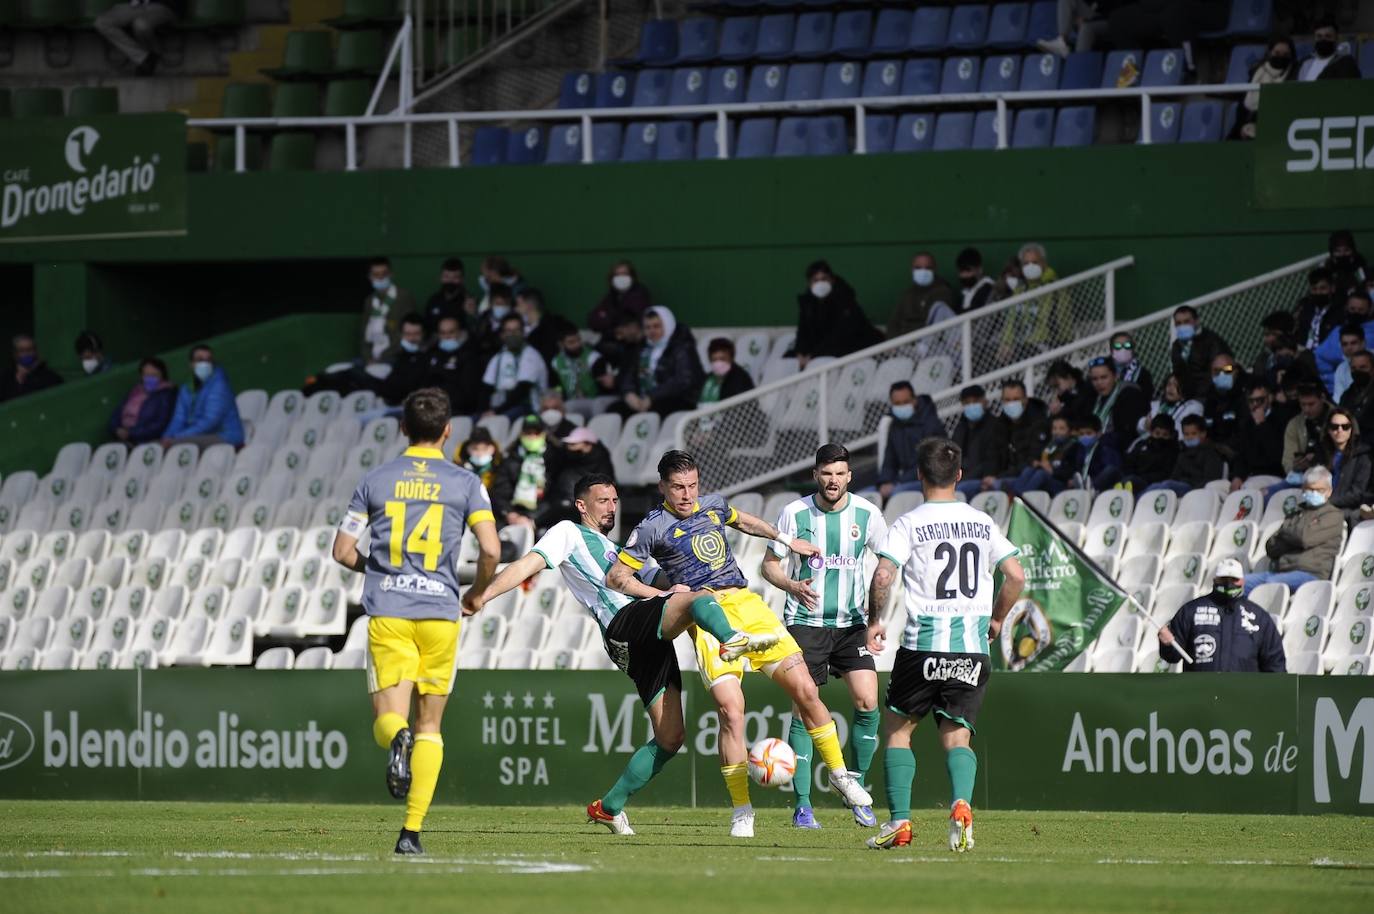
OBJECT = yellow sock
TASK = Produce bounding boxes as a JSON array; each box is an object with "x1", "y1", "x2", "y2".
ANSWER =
[
  {"x1": 807, "y1": 721, "x2": 847, "y2": 774},
  {"x1": 372, "y1": 712, "x2": 408, "y2": 749},
  {"x1": 404, "y1": 733, "x2": 443, "y2": 832},
  {"x1": 720, "y1": 763, "x2": 751, "y2": 808}
]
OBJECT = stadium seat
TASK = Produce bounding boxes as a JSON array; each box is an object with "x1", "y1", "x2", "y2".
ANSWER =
[
  {"x1": 1225, "y1": 44, "x2": 1264, "y2": 84},
  {"x1": 669, "y1": 67, "x2": 708, "y2": 106},
  {"x1": 737, "y1": 117, "x2": 778, "y2": 159},
  {"x1": 254, "y1": 645, "x2": 295, "y2": 670},
  {"x1": 784, "y1": 62, "x2": 823, "y2": 100},
  {"x1": 673, "y1": 17, "x2": 718, "y2": 64},
  {"x1": 630, "y1": 19, "x2": 678, "y2": 66},
  {"x1": 901, "y1": 58, "x2": 942, "y2": 95},
  {"x1": 654, "y1": 121, "x2": 692, "y2": 161},
  {"x1": 980, "y1": 54, "x2": 1021, "y2": 92},
  {"x1": 1053, "y1": 106, "x2": 1095, "y2": 146},
  {"x1": 558, "y1": 72, "x2": 594, "y2": 109},
  {"x1": 863, "y1": 114, "x2": 895, "y2": 154},
  {"x1": 631, "y1": 68, "x2": 670, "y2": 107},
  {"x1": 591, "y1": 123, "x2": 623, "y2": 163},
  {"x1": 333, "y1": 648, "x2": 366, "y2": 670},
  {"x1": 1010, "y1": 108, "x2": 1053, "y2": 148},
  {"x1": 1202, "y1": 0, "x2": 1272, "y2": 38},
  {"x1": 1101, "y1": 49, "x2": 1144, "y2": 89},
  {"x1": 1061, "y1": 51, "x2": 1104, "y2": 90},
  {"x1": 830, "y1": 10, "x2": 872, "y2": 57},
  {"x1": 707, "y1": 65, "x2": 746, "y2": 104},
  {"x1": 1144, "y1": 102, "x2": 1182, "y2": 144},
  {"x1": 775, "y1": 117, "x2": 810, "y2": 157},
  {"x1": 545, "y1": 124, "x2": 585, "y2": 165},
  {"x1": 908, "y1": 6, "x2": 951, "y2": 52},
  {"x1": 862, "y1": 60, "x2": 903, "y2": 97},
  {"x1": 869, "y1": 9, "x2": 911, "y2": 55},
  {"x1": 696, "y1": 120, "x2": 735, "y2": 158},
  {"x1": 948, "y1": 4, "x2": 990, "y2": 50},
  {"x1": 594, "y1": 72, "x2": 634, "y2": 108},
  {"x1": 1361, "y1": 41, "x2": 1374, "y2": 80},
  {"x1": 621, "y1": 122, "x2": 659, "y2": 162},
  {"x1": 1179, "y1": 101, "x2": 1233, "y2": 143},
  {"x1": 295, "y1": 645, "x2": 333, "y2": 669},
  {"x1": 717, "y1": 16, "x2": 759, "y2": 62},
  {"x1": 821, "y1": 61, "x2": 862, "y2": 99},
  {"x1": 986, "y1": 2, "x2": 1029, "y2": 48},
  {"x1": 747, "y1": 64, "x2": 787, "y2": 103},
  {"x1": 68, "y1": 86, "x2": 118, "y2": 117},
  {"x1": 1141, "y1": 48, "x2": 1186, "y2": 87},
  {"x1": 971, "y1": 110, "x2": 1001, "y2": 149},
  {"x1": 940, "y1": 55, "x2": 981, "y2": 94},
  {"x1": 792, "y1": 12, "x2": 833, "y2": 59},
  {"x1": 755, "y1": 14, "x2": 796, "y2": 60}
]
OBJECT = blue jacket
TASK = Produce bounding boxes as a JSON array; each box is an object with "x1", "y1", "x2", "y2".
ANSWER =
[
  {"x1": 109, "y1": 385, "x2": 177, "y2": 445},
  {"x1": 1315, "y1": 318, "x2": 1374, "y2": 392},
  {"x1": 1161, "y1": 593, "x2": 1286, "y2": 673},
  {"x1": 878, "y1": 396, "x2": 946, "y2": 485},
  {"x1": 164, "y1": 367, "x2": 245, "y2": 446}
]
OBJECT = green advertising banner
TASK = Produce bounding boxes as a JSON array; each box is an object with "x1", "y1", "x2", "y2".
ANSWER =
[
  {"x1": 0, "y1": 113, "x2": 186, "y2": 244},
  {"x1": 994, "y1": 497, "x2": 1127, "y2": 672},
  {"x1": 1254, "y1": 80, "x2": 1374, "y2": 210},
  {"x1": 0, "y1": 670, "x2": 1371, "y2": 816}
]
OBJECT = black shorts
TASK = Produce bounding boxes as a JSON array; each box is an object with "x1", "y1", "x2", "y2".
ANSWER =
[
  {"x1": 788, "y1": 624, "x2": 876, "y2": 686},
  {"x1": 885, "y1": 648, "x2": 990, "y2": 732},
  {"x1": 602, "y1": 595, "x2": 682, "y2": 708}
]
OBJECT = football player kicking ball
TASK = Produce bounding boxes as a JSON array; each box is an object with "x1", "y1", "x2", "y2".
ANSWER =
[
  {"x1": 863, "y1": 438, "x2": 1025, "y2": 853},
  {"x1": 761, "y1": 444, "x2": 885, "y2": 830},
  {"x1": 608, "y1": 450, "x2": 875, "y2": 838},
  {"x1": 331, "y1": 388, "x2": 502, "y2": 855},
  {"x1": 466, "y1": 472, "x2": 785, "y2": 836}
]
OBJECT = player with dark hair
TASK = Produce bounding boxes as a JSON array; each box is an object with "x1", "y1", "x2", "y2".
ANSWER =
[{"x1": 332, "y1": 387, "x2": 502, "y2": 855}]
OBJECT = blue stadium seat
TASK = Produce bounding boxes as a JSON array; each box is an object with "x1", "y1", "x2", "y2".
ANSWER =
[
  {"x1": 948, "y1": 5, "x2": 990, "y2": 50},
  {"x1": 909, "y1": 7, "x2": 950, "y2": 53},
  {"x1": 1362, "y1": 41, "x2": 1374, "y2": 78},
  {"x1": 808, "y1": 116, "x2": 847, "y2": 156},
  {"x1": 1144, "y1": 102, "x2": 1182, "y2": 144},
  {"x1": 1019, "y1": 52, "x2": 1061, "y2": 90},
  {"x1": 793, "y1": 12, "x2": 834, "y2": 59},
  {"x1": 822, "y1": 61, "x2": 863, "y2": 98},
  {"x1": 1026, "y1": 0, "x2": 1057, "y2": 44},
  {"x1": 673, "y1": 18, "x2": 718, "y2": 64},
  {"x1": 471, "y1": 126, "x2": 507, "y2": 166},
  {"x1": 1141, "y1": 48, "x2": 1185, "y2": 88},
  {"x1": 986, "y1": 3, "x2": 1028, "y2": 49},
  {"x1": 657, "y1": 121, "x2": 694, "y2": 161},
  {"x1": 545, "y1": 124, "x2": 583, "y2": 164},
  {"x1": 980, "y1": 54, "x2": 1021, "y2": 92},
  {"x1": 633, "y1": 69, "x2": 670, "y2": 107},
  {"x1": 971, "y1": 110, "x2": 1000, "y2": 149},
  {"x1": 755, "y1": 14, "x2": 797, "y2": 60},
  {"x1": 862, "y1": 60, "x2": 903, "y2": 97},
  {"x1": 1011, "y1": 107, "x2": 1052, "y2": 148},
  {"x1": 894, "y1": 113, "x2": 936, "y2": 152},
  {"x1": 869, "y1": 9, "x2": 911, "y2": 55},
  {"x1": 784, "y1": 62, "x2": 823, "y2": 101},
  {"x1": 940, "y1": 55, "x2": 982, "y2": 94},
  {"x1": 747, "y1": 64, "x2": 788, "y2": 103},
  {"x1": 1224, "y1": 44, "x2": 1264, "y2": 84},
  {"x1": 1053, "y1": 105, "x2": 1095, "y2": 146},
  {"x1": 718, "y1": 17, "x2": 759, "y2": 62},
  {"x1": 592, "y1": 123, "x2": 622, "y2": 162},
  {"x1": 933, "y1": 111, "x2": 974, "y2": 150},
  {"x1": 708, "y1": 65, "x2": 746, "y2": 104},
  {"x1": 830, "y1": 10, "x2": 872, "y2": 57},
  {"x1": 669, "y1": 67, "x2": 708, "y2": 106},
  {"x1": 1201, "y1": 0, "x2": 1272, "y2": 39},
  {"x1": 902, "y1": 58, "x2": 942, "y2": 95},
  {"x1": 1179, "y1": 100, "x2": 1229, "y2": 143},
  {"x1": 737, "y1": 118, "x2": 778, "y2": 159},
  {"x1": 621, "y1": 122, "x2": 658, "y2": 162},
  {"x1": 864, "y1": 114, "x2": 895, "y2": 153},
  {"x1": 775, "y1": 117, "x2": 810, "y2": 157},
  {"x1": 505, "y1": 126, "x2": 545, "y2": 165},
  {"x1": 633, "y1": 19, "x2": 678, "y2": 66},
  {"x1": 558, "y1": 72, "x2": 593, "y2": 109},
  {"x1": 1101, "y1": 49, "x2": 1144, "y2": 89},
  {"x1": 594, "y1": 72, "x2": 634, "y2": 107},
  {"x1": 1061, "y1": 51, "x2": 1103, "y2": 90},
  {"x1": 696, "y1": 120, "x2": 735, "y2": 159}
]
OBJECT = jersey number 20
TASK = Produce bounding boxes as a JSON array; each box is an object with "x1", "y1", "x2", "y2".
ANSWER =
[
  {"x1": 934, "y1": 542, "x2": 979, "y2": 600},
  {"x1": 384, "y1": 501, "x2": 445, "y2": 571}
]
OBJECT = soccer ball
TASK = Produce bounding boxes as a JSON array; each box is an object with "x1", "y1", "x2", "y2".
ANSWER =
[{"x1": 747, "y1": 737, "x2": 797, "y2": 788}]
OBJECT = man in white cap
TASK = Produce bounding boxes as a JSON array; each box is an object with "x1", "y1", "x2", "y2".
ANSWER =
[{"x1": 1158, "y1": 558, "x2": 1286, "y2": 672}]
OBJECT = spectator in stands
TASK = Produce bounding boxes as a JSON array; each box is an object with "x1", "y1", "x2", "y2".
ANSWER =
[
  {"x1": 373, "y1": 313, "x2": 432, "y2": 406},
  {"x1": 952, "y1": 385, "x2": 1009, "y2": 498},
  {"x1": 997, "y1": 243, "x2": 1070, "y2": 363},
  {"x1": 610, "y1": 306, "x2": 703, "y2": 418},
  {"x1": 1314, "y1": 290, "x2": 1373, "y2": 393},
  {"x1": 490, "y1": 415, "x2": 552, "y2": 532},
  {"x1": 1253, "y1": 311, "x2": 1297, "y2": 384},
  {"x1": 483, "y1": 315, "x2": 548, "y2": 420},
  {"x1": 1268, "y1": 335, "x2": 1304, "y2": 401},
  {"x1": 543, "y1": 427, "x2": 616, "y2": 526},
  {"x1": 94, "y1": 0, "x2": 181, "y2": 76},
  {"x1": 988, "y1": 379, "x2": 1049, "y2": 493},
  {"x1": 1046, "y1": 359, "x2": 1093, "y2": 421},
  {"x1": 1280, "y1": 383, "x2": 1331, "y2": 486},
  {"x1": 1, "y1": 334, "x2": 63, "y2": 401},
  {"x1": 1159, "y1": 558, "x2": 1286, "y2": 673},
  {"x1": 456, "y1": 427, "x2": 501, "y2": 489},
  {"x1": 595, "y1": 313, "x2": 644, "y2": 401},
  {"x1": 1108, "y1": 330, "x2": 1153, "y2": 397},
  {"x1": 1121, "y1": 414, "x2": 1180, "y2": 491},
  {"x1": 1066, "y1": 414, "x2": 1121, "y2": 491},
  {"x1": 587, "y1": 260, "x2": 652, "y2": 335},
  {"x1": 515, "y1": 288, "x2": 573, "y2": 366},
  {"x1": 788, "y1": 260, "x2": 883, "y2": 367},
  {"x1": 360, "y1": 257, "x2": 414, "y2": 365},
  {"x1": 1243, "y1": 467, "x2": 1344, "y2": 595},
  {"x1": 1107, "y1": 0, "x2": 1228, "y2": 79},
  {"x1": 537, "y1": 389, "x2": 577, "y2": 439},
  {"x1": 1298, "y1": 21, "x2": 1362, "y2": 81},
  {"x1": 875, "y1": 381, "x2": 944, "y2": 499},
  {"x1": 1331, "y1": 323, "x2": 1369, "y2": 402},
  {"x1": 1036, "y1": 0, "x2": 1108, "y2": 57},
  {"x1": 478, "y1": 256, "x2": 524, "y2": 312},
  {"x1": 993, "y1": 257, "x2": 1025, "y2": 302},
  {"x1": 1231, "y1": 37, "x2": 1297, "y2": 141},
  {"x1": 1339, "y1": 350, "x2": 1374, "y2": 433},
  {"x1": 423, "y1": 257, "x2": 475, "y2": 337},
  {"x1": 1170, "y1": 305, "x2": 1231, "y2": 399},
  {"x1": 552, "y1": 326, "x2": 603, "y2": 418},
  {"x1": 1203, "y1": 353, "x2": 1247, "y2": 450},
  {"x1": 475, "y1": 283, "x2": 516, "y2": 355},
  {"x1": 426, "y1": 315, "x2": 484, "y2": 417},
  {"x1": 161, "y1": 343, "x2": 244, "y2": 449},
  {"x1": 1326, "y1": 230, "x2": 1368, "y2": 296},
  {"x1": 1295, "y1": 267, "x2": 1341, "y2": 351},
  {"x1": 699, "y1": 337, "x2": 754, "y2": 405},
  {"x1": 1018, "y1": 414, "x2": 1080, "y2": 495},
  {"x1": 109, "y1": 357, "x2": 176, "y2": 445},
  {"x1": 1323, "y1": 407, "x2": 1374, "y2": 529},
  {"x1": 888, "y1": 252, "x2": 956, "y2": 339},
  {"x1": 75, "y1": 331, "x2": 112, "y2": 376},
  {"x1": 1146, "y1": 415, "x2": 1224, "y2": 496},
  {"x1": 1141, "y1": 372, "x2": 1203, "y2": 437},
  {"x1": 955, "y1": 248, "x2": 996, "y2": 314},
  {"x1": 1086, "y1": 356, "x2": 1149, "y2": 451},
  {"x1": 1229, "y1": 381, "x2": 1295, "y2": 484}
]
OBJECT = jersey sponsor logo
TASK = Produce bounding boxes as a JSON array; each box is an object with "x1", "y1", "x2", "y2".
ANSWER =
[
  {"x1": 690, "y1": 531, "x2": 728, "y2": 570},
  {"x1": 922, "y1": 655, "x2": 983, "y2": 686},
  {"x1": 1193, "y1": 633, "x2": 1217, "y2": 662},
  {"x1": 1194, "y1": 606, "x2": 1220, "y2": 626},
  {"x1": 805, "y1": 554, "x2": 862, "y2": 571},
  {"x1": 379, "y1": 573, "x2": 447, "y2": 596},
  {"x1": 673, "y1": 528, "x2": 686, "y2": 538}
]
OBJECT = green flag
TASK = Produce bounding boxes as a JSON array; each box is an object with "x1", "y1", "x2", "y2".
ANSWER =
[{"x1": 994, "y1": 497, "x2": 1126, "y2": 672}]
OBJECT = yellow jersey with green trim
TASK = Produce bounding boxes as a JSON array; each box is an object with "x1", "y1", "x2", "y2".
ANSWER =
[{"x1": 619, "y1": 493, "x2": 747, "y2": 591}]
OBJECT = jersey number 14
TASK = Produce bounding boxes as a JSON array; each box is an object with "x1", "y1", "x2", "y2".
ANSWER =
[{"x1": 384, "y1": 501, "x2": 446, "y2": 571}]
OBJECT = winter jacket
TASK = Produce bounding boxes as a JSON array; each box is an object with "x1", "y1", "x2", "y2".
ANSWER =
[
  {"x1": 1003, "y1": 399, "x2": 1050, "y2": 471},
  {"x1": 587, "y1": 283, "x2": 652, "y2": 335},
  {"x1": 699, "y1": 364, "x2": 754, "y2": 404},
  {"x1": 164, "y1": 366, "x2": 244, "y2": 446},
  {"x1": 1294, "y1": 295, "x2": 1344, "y2": 350},
  {"x1": 377, "y1": 347, "x2": 433, "y2": 406},
  {"x1": 1170, "y1": 327, "x2": 1231, "y2": 400},
  {"x1": 997, "y1": 267, "x2": 1071, "y2": 351},
  {"x1": 526, "y1": 315, "x2": 576, "y2": 368},
  {"x1": 953, "y1": 414, "x2": 1009, "y2": 480},
  {"x1": 1124, "y1": 437, "x2": 1179, "y2": 487},
  {"x1": 1161, "y1": 594, "x2": 1286, "y2": 673},
  {"x1": 109, "y1": 385, "x2": 177, "y2": 445},
  {"x1": 1168, "y1": 442, "x2": 1226, "y2": 488},
  {"x1": 887, "y1": 277, "x2": 958, "y2": 339},
  {"x1": 1282, "y1": 409, "x2": 1329, "y2": 474},
  {"x1": 1326, "y1": 442, "x2": 1373, "y2": 528},
  {"x1": 426, "y1": 340, "x2": 486, "y2": 416},
  {"x1": 1314, "y1": 319, "x2": 1374, "y2": 393},
  {"x1": 790, "y1": 277, "x2": 884, "y2": 360},
  {"x1": 0, "y1": 360, "x2": 63, "y2": 401},
  {"x1": 1202, "y1": 382, "x2": 1248, "y2": 449},
  {"x1": 877, "y1": 397, "x2": 945, "y2": 485},
  {"x1": 959, "y1": 276, "x2": 996, "y2": 313},
  {"x1": 1069, "y1": 437, "x2": 1122, "y2": 489},
  {"x1": 637, "y1": 322, "x2": 704, "y2": 409},
  {"x1": 1231, "y1": 402, "x2": 1297, "y2": 479},
  {"x1": 1265, "y1": 501, "x2": 1344, "y2": 577},
  {"x1": 1093, "y1": 382, "x2": 1149, "y2": 451}
]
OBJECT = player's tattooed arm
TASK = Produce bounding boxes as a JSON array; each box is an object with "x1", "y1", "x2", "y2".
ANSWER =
[
  {"x1": 866, "y1": 557, "x2": 898, "y2": 654},
  {"x1": 607, "y1": 559, "x2": 670, "y2": 599},
  {"x1": 732, "y1": 510, "x2": 820, "y2": 558},
  {"x1": 988, "y1": 555, "x2": 1027, "y2": 640}
]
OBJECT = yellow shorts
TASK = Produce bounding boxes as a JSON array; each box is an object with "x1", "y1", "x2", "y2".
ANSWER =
[
  {"x1": 693, "y1": 588, "x2": 800, "y2": 690},
  {"x1": 366, "y1": 616, "x2": 461, "y2": 696}
]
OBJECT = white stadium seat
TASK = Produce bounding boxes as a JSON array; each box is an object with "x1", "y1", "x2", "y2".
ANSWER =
[{"x1": 295, "y1": 646, "x2": 334, "y2": 670}]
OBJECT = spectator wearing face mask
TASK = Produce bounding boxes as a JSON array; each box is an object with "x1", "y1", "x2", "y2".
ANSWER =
[
  {"x1": 1230, "y1": 37, "x2": 1296, "y2": 141},
  {"x1": 359, "y1": 256, "x2": 415, "y2": 364},
  {"x1": 475, "y1": 283, "x2": 517, "y2": 359},
  {"x1": 482, "y1": 314, "x2": 548, "y2": 420},
  {"x1": 1046, "y1": 359, "x2": 1094, "y2": 422},
  {"x1": 1065, "y1": 414, "x2": 1122, "y2": 491},
  {"x1": 988, "y1": 379, "x2": 1049, "y2": 492},
  {"x1": 1203, "y1": 354, "x2": 1247, "y2": 452},
  {"x1": 552, "y1": 327, "x2": 606, "y2": 418},
  {"x1": 953, "y1": 384, "x2": 1010, "y2": 498},
  {"x1": 373, "y1": 313, "x2": 433, "y2": 406},
  {"x1": 109, "y1": 357, "x2": 176, "y2": 445},
  {"x1": 874, "y1": 381, "x2": 944, "y2": 499},
  {"x1": 1253, "y1": 311, "x2": 1297, "y2": 384},
  {"x1": 1122, "y1": 414, "x2": 1180, "y2": 491},
  {"x1": 955, "y1": 247, "x2": 996, "y2": 314},
  {"x1": 426, "y1": 315, "x2": 484, "y2": 416},
  {"x1": 587, "y1": 260, "x2": 652, "y2": 335},
  {"x1": 1146, "y1": 415, "x2": 1224, "y2": 496},
  {"x1": 423, "y1": 256, "x2": 475, "y2": 337},
  {"x1": 1086, "y1": 356, "x2": 1149, "y2": 452},
  {"x1": 992, "y1": 258, "x2": 1025, "y2": 302},
  {"x1": 1108, "y1": 331, "x2": 1153, "y2": 397},
  {"x1": 610, "y1": 306, "x2": 703, "y2": 418},
  {"x1": 477, "y1": 255, "x2": 524, "y2": 313},
  {"x1": 1169, "y1": 305, "x2": 1231, "y2": 399},
  {"x1": 1, "y1": 334, "x2": 64, "y2": 402},
  {"x1": 543, "y1": 426, "x2": 616, "y2": 526},
  {"x1": 1017, "y1": 414, "x2": 1079, "y2": 495},
  {"x1": 490, "y1": 415, "x2": 553, "y2": 532},
  {"x1": 1295, "y1": 267, "x2": 1342, "y2": 351},
  {"x1": 1314, "y1": 290, "x2": 1374, "y2": 393},
  {"x1": 788, "y1": 260, "x2": 883, "y2": 368},
  {"x1": 515, "y1": 288, "x2": 574, "y2": 368},
  {"x1": 456, "y1": 427, "x2": 501, "y2": 488},
  {"x1": 1229, "y1": 382, "x2": 1296, "y2": 486},
  {"x1": 888, "y1": 251, "x2": 956, "y2": 340},
  {"x1": 699, "y1": 337, "x2": 754, "y2": 405},
  {"x1": 1139, "y1": 372, "x2": 1203, "y2": 438},
  {"x1": 996, "y1": 243, "x2": 1070, "y2": 363},
  {"x1": 1326, "y1": 230, "x2": 1368, "y2": 298},
  {"x1": 1331, "y1": 324, "x2": 1369, "y2": 402},
  {"x1": 1298, "y1": 21, "x2": 1361, "y2": 81},
  {"x1": 1243, "y1": 467, "x2": 1344, "y2": 597},
  {"x1": 536, "y1": 389, "x2": 577, "y2": 439},
  {"x1": 161, "y1": 343, "x2": 244, "y2": 449},
  {"x1": 74, "y1": 331, "x2": 112, "y2": 377},
  {"x1": 1337, "y1": 356, "x2": 1374, "y2": 447},
  {"x1": 1159, "y1": 559, "x2": 1286, "y2": 673},
  {"x1": 596, "y1": 313, "x2": 644, "y2": 401}
]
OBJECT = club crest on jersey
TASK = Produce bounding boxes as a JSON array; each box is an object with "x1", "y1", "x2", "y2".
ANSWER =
[
  {"x1": 850, "y1": 523, "x2": 861, "y2": 540},
  {"x1": 705, "y1": 509, "x2": 721, "y2": 526},
  {"x1": 691, "y1": 531, "x2": 728, "y2": 570}
]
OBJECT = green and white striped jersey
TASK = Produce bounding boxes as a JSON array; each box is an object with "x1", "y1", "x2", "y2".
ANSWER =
[
  {"x1": 878, "y1": 500, "x2": 1019, "y2": 654},
  {"x1": 769, "y1": 493, "x2": 886, "y2": 628},
  {"x1": 532, "y1": 520, "x2": 659, "y2": 632}
]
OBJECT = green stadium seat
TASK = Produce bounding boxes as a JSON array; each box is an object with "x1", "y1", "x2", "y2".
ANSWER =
[
  {"x1": 12, "y1": 87, "x2": 64, "y2": 118},
  {"x1": 263, "y1": 30, "x2": 334, "y2": 80},
  {"x1": 323, "y1": 78, "x2": 370, "y2": 116},
  {"x1": 333, "y1": 30, "x2": 386, "y2": 77},
  {"x1": 220, "y1": 83, "x2": 270, "y2": 118},
  {"x1": 183, "y1": 0, "x2": 244, "y2": 28},
  {"x1": 68, "y1": 86, "x2": 119, "y2": 117},
  {"x1": 213, "y1": 134, "x2": 263, "y2": 172},
  {"x1": 324, "y1": 0, "x2": 400, "y2": 31},
  {"x1": 17, "y1": 0, "x2": 77, "y2": 27},
  {"x1": 186, "y1": 141, "x2": 209, "y2": 173},
  {"x1": 268, "y1": 132, "x2": 316, "y2": 171},
  {"x1": 272, "y1": 82, "x2": 321, "y2": 118}
]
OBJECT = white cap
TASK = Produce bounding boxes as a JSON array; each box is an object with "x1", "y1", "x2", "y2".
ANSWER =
[{"x1": 1213, "y1": 558, "x2": 1245, "y2": 580}]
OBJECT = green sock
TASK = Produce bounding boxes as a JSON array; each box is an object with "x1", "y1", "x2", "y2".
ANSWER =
[
  {"x1": 787, "y1": 716, "x2": 813, "y2": 809},
  {"x1": 689, "y1": 596, "x2": 736, "y2": 643},
  {"x1": 850, "y1": 708, "x2": 881, "y2": 782},
  {"x1": 884, "y1": 747, "x2": 916, "y2": 821},
  {"x1": 947, "y1": 746, "x2": 977, "y2": 806},
  {"x1": 601, "y1": 740, "x2": 677, "y2": 815}
]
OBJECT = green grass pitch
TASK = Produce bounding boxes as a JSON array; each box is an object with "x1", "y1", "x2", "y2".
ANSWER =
[{"x1": 2, "y1": 801, "x2": 1371, "y2": 913}]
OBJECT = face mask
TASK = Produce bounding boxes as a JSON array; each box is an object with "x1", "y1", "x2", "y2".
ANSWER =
[
  {"x1": 193, "y1": 361, "x2": 214, "y2": 382},
  {"x1": 539, "y1": 409, "x2": 563, "y2": 428},
  {"x1": 438, "y1": 337, "x2": 460, "y2": 353},
  {"x1": 1005, "y1": 276, "x2": 1021, "y2": 291},
  {"x1": 1175, "y1": 323, "x2": 1196, "y2": 341},
  {"x1": 564, "y1": 344, "x2": 583, "y2": 359},
  {"x1": 1002, "y1": 400, "x2": 1025, "y2": 420},
  {"x1": 1111, "y1": 349, "x2": 1132, "y2": 366},
  {"x1": 1212, "y1": 372, "x2": 1234, "y2": 392},
  {"x1": 1332, "y1": 255, "x2": 1353, "y2": 268},
  {"x1": 710, "y1": 359, "x2": 731, "y2": 378},
  {"x1": 912, "y1": 268, "x2": 934, "y2": 287},
  {"x1": 1213, "y1": 583, "x2": 1244, "y2": 601},
  {"x1": 1302, "y1": 490, "x2": 1327, "y2": 508},
  {"x1": 810, "y1": 281, "x2": 832, "y2": 300},
  {"x1": 1182, "y1": 437, "x2": 1201, "y2": 448},
  {"x1": 1077, "y1": 434, "x2": 1097, "y2": 448},
  {"x1": 1268, "y1": 55, "x2": 1291, "y2": 70},
  {"x1": 142, "y1": 375, "x2": 161, "y2": 392},
  {"x1": 959, "y1": 274, "x2": 977, "y2": 289},
  {"x1": 81, "y1": 358, "x2": 100, "y2": 374},
  {"x1": 371, "y1": 277, "x2": 391, "y2": 293},
  {"x1": 611, "y1": 274, "x2": 633, "y2": 293},
  {"x1": 16, "y1": 354, "x2": 36, "y2": 368},
  {"x1": 891, "y1": 404, "x2": 915, "y2": 421},
  {"x1": 441, "y1": 282, "x2": 463, "y2": 297},
  {"x1": 1353, "y1": 370, "x2": 1372, "y2": 386},
  {"x1": 502, "y1": 334, "x2": 524, "y2": 351},
  {"x1": 491, "y1": 305, "x2": 511, "y2": 321},
  {"x1": 478, "y1": 275, "x2": 490, "y2": 292},
  {"x1": 1314, "y1": 39, "x2": 1336, "y2": 58},
  {"x1": 400, "y1": 339, "x2": 420, "y2": 353},
  {"x1": 519, "y1": 435, "x2": 546, "y2": 455},
  {"x1": 1021, "y1": 262, "x2": 1044, "y2": 282},
  {"x1": 963, "y1": 403, "x2": 985, "y2": 423},
  {"x1": 468, "y1": 452, "x2": 492, "y2": 468},
  {"x1": 1051, "y1": 434, "x2": 1069, "y2": 446}
]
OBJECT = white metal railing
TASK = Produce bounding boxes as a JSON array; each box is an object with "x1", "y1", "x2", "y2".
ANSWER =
[
  {"x1": 672, "y1": 257, "x2": 1134, "y2": 494},
  {"x1": 187, "y1": 83, "x2": 1258, "y2": 172}
]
